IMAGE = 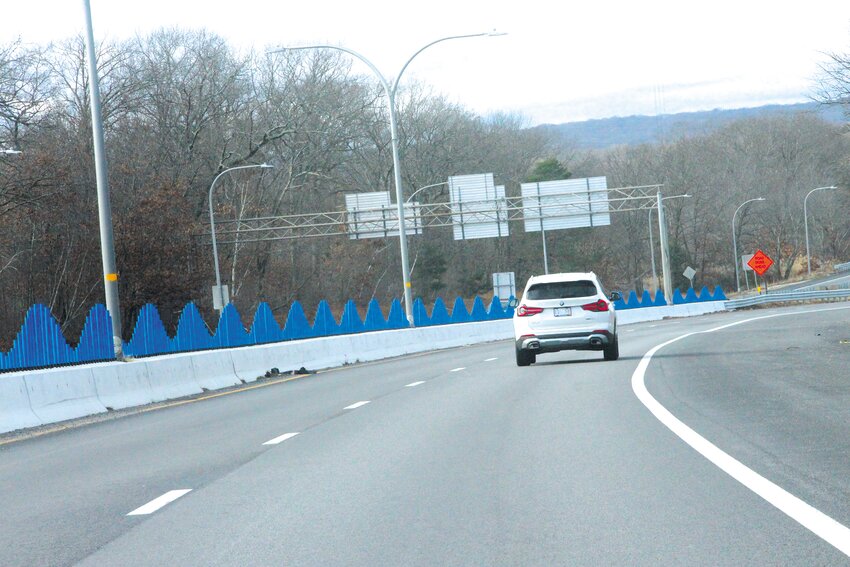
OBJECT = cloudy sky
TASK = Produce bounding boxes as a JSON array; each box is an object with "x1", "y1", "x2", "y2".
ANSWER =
[{"x1": 4, "y1": 1, "x2": 850, "y2": 125}]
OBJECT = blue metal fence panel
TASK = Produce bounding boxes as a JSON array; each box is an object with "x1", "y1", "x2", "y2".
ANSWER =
[
  {"x1": 76, "y1": 304, "x2": 114, "y2": 363},
  {"x1": 250, "y1": 302, "x2": 281, "y2": 344},
  {"x1": 283, "y1": 301, "x2": 313, "y2": 340},
  {"x1": 412, "y1": 298, "x2": 430, "y2": 327},
  {"x1": 386, "y1": 299, "x2": 409, "y2": 329},
  {"x1": 711, "y1": 285, "x2": 727, "y2": 301},
  {"x1": 312, "y1": 300, "x2": 339, "y2": 337},
  {"x1": 487, "y1": 297, "x2": 506, "y2": 320},
  {"x1": 2, "y1": 287, "x2": 727, "y2": 373},
  {"x1": 339, "y1": 300, "x2": 365, "y2": 335},
  {"x1": 6, "y1": 304, "x2": 76, "y2": 369},
  {"x1": 450, "y1": 297, "x2": 470, "y2": 323},
  {"x1": 430, "y1": 298, "x2": 451, "y2": 325},
  {"x1": 173, "y1": 303, "x2": 214, "y2": 352},
  {"x1": 124, "y1": 304, "x2": 172, "y2": 357},
  {"x1": 363, "y1": 299, "x2": 387, "y2": 332},
  {"x1": 470, "y1": 297, "x2": 488, "y2": 321},
  {"x1": 214, "y1": 304, "x2": 250, "y2": 348}
]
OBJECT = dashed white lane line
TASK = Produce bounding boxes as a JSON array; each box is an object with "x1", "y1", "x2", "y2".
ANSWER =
[
  {"x1": 484, "y1": 357, "x2": 498, "y2": 362},
  {"x1": 405, "y1": 381, "x2": 426, "y2": 387},
  {"x1": 632, "y1": 305, "x2": 850, "y2": 557},
  {"x1": 450, "y1": 367, "x2": 465, "y2": 372},
  {"x1": 262, "y1": 432, "x2": 300, "y2": 446},
  {"x1": 127, "y1": 489, "x2": 192, "y2": 516},
  {"x1": 344, "y1": 401, "x2": 371, "y2": 410}
]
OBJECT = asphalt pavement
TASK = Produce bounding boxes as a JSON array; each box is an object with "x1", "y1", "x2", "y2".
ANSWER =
[{"x1": 1, "y1": 303, "x2": 849, "y2": 566}]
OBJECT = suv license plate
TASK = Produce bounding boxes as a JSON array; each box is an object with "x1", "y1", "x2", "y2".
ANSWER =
[{"x1": 554, "y1": 307, "x2": 571, "y2": 317}]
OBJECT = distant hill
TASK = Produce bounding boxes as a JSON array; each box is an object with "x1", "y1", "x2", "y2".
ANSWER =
[{"x1": 535, "y1": 102, "x2": 847, "y2": 150}]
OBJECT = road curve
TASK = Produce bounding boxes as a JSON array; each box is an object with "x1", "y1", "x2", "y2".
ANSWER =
[{"x1": 1, "y1": 303, "x2": 848, "y2": 566}]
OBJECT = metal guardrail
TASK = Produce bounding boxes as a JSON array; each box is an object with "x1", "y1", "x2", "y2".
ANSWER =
[
  {"x1": 834, "y1": 261, "x2": 850, "y2": 272},
  {"x1": 725, "y1": 289, "x2": 850, "y2": 309}
]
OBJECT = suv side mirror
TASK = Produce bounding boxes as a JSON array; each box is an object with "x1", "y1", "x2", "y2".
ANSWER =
[
  {"x1": 609, "y1": 291, "x2": 622, "y2": 301},
  {"x1": 507, "y1": 297, "x2": 518, "y2": 308}
]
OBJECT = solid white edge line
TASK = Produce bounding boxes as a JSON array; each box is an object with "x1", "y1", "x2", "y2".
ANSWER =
[
  {"x1": 450, "y1": 367, "x2": 465, "y2": 372},
  {"x1": 405, "y1": 381, "x2": 426, "y2": 387},
  {"x1": 127, "y1": 489, "x2": 192, "y2": 516},
  {"x1": 632, "y1": 305, "x2": 850, "y2": 557},
  {"x1": 344, "y1": 401, "x2": 370, "y2": 410},
  {"x1": 262, "y1": 432, "x2": 300, "y2": 446}
]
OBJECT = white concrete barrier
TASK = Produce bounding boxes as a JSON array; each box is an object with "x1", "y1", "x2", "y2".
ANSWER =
[
  {"x1": 24, "y1": 367, "x2": 107, "y2": 424},
  {"x1": 143, "y1": 355, "x2": 204, "y2": 402},
  {"x1": 92, "y1": 362, "x2": 155, "y2": 411},
  {"x1": 615, "y1": 301, "x2": 726, "y2": 326},
  {"x1": 0, "y1": 374, "x2": 41, "y2": 432},
  {"x1": 230, "y1": 346, "x2": 275, "y2": 383},
  {"x1": 1, "y1": 303, "x2": 729, "y2": 435},
  {"x1": 190, "y1": 350, "x2": 240, "y2": 391}
]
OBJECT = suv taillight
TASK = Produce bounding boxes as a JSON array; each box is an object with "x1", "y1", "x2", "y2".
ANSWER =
[
  {"x1": 581, "y1": 299, "x2": 609, "y2": 312},
  {"x1": 516, "y1": 304, "x2": 544, "y2": 317}
]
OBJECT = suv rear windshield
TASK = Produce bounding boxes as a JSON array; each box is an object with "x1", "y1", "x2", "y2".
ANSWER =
[{"x1": 526, "y1": 280, "x2": 598, "y2": 300}]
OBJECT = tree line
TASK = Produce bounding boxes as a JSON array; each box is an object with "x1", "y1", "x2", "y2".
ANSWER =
[{"x1": 1, "y1": 29, "x2": 849, "y2": 345}]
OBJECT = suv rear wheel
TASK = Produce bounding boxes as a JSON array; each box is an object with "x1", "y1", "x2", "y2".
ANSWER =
[
  {"x1": 603, "y1": 333, "x2": 619, "y2": 361},
  {"x1": 516, "y1": 346, "x2": 535, "y2": 366}
]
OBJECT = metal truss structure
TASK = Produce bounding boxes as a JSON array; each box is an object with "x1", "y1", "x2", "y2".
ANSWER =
[{"x1": 204, "y1": 184, "x2": 663, "y2": 245}]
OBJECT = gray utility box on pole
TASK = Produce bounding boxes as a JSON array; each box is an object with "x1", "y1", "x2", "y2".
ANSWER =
[{"x1": 211, "y1": 285, "x2": 230, "y2": 311}]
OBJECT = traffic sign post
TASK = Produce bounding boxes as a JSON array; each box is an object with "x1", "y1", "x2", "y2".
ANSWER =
[{"x1": 747, "y1": 249, "x2": 773, "y2": 293}]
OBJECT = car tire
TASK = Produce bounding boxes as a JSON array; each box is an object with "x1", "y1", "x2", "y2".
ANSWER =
[
  {"x1": 516, "y1": 346, "x2": 534, "y2": 367},
  {"x1": 603, "y1": 333, "x2": 619, "y2": 361}
]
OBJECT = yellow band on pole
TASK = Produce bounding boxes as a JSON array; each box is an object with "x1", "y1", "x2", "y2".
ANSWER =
[{"x1": 105, "y1": 273, "x2": 119, "y2": 282}]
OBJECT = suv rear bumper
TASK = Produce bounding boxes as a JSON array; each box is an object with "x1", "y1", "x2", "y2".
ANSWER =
[{"x1": 517, "y1": 330, "x2": 613, "y2": 353}]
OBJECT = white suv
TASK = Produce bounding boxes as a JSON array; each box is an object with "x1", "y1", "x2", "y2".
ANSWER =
[{"x1": 510, "y1": 272, "x2": 620, "y2": 366}]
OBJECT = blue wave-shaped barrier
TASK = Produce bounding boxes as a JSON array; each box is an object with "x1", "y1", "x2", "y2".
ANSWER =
[
  {"x1": 0, "y1": 296, "x2": 513, "y2": 372},
  {"x1": 0, "y1": 286, "x2": 727, "y2": 372},
  {"x1": 612, "y1": 286, "x2": 727, "y2": 310}
]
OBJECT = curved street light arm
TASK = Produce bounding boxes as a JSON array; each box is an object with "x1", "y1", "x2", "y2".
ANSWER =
[
  {"x1": 208, "y1": 163, "x2": 273, "y2": 310},
  {"x1": 406, "y1": 181, "x2": 449, "y2": 203},
  {"x1": 268, "y1": 34, "x2": 503, "y2": 325},
  {"x1": 804, "y1": 185, "x2": 838, "y2": 276},
  {"x1": 273, "y1": 45, "x2": 392, "y2": 95},
  {"x1": 731, "y1": 197, "x2": 766, "y2": 292},
  {"x1": 391, "y1": 32, "x2": 500, "y2": 97}
]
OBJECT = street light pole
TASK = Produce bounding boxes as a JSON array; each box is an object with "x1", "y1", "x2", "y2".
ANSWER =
[
  {"x1": 803, "y1": 185, "x2": 838, "y2": 276},
  {"x1": 82, "y1": 0, "x2": 123, "y2": 357},
  {"x1": 269, "y1": 32, "x2": 504, "y2": 326},
  {"x1": 208, "y1": 164, "x2": 273, "y2": 312},
  {"x1": 732, "y1": 197, "x2": 766, "y2": 292}
]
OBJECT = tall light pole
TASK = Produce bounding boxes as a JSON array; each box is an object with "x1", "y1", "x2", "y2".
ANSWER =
[
  {"x1": 803, "y1": 185, "x2": 838, "y2": 276},
  {"x1": 208, "y1": 164, "x2": 273, "y2": 311},
  {"x1": 648, "y1": 194, "x2": 690, "y2": 293},
  {"x1": 732, "y1": 197, "x2": 766, "y2": 292},
  {"x1": 82, "y1": 0, "x2": 123, "y2": 357},
  {"x1": 269, "y1": 32, "x2": 505, "y2": 325}
]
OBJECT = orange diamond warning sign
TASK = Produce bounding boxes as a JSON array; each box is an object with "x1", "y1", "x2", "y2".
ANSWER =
[{"x1": 747, "y1": 249, "x2": 773, "y2": 276}]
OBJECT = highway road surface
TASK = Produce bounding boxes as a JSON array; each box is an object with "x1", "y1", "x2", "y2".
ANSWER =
[{"x1": 1, "y1": 303, "x2": 849, "y2": 566}]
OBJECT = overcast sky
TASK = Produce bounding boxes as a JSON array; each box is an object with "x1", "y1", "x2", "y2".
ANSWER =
[{"x1": 4, "y1": 1, "x2": 850, "y2": 125}]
